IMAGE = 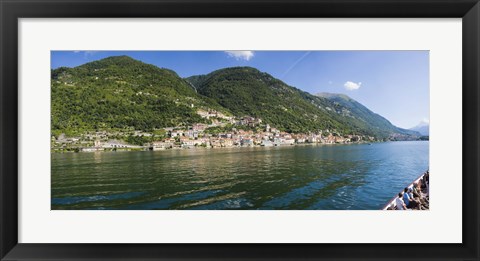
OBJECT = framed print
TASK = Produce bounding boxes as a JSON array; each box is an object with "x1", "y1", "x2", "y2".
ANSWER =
[{"x1": 1, "y1": 0, "x2": 479, "y2": 260}]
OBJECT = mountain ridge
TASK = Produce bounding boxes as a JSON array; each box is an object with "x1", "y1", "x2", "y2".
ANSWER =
[
  {"x1": 409, "y1": 121, "x2": 429, "y2": 136},
  {"x1": 316, "y1": 92, "x2": 419, "y2": 137},
  {"x1": 51, "y1": 55, "x2": 229, "y2": 136},
  {"x1": 187, "y1": 68, "x2": 420, "y2": 138},
  {"x1": 52, "y1": 56, "x2": 420, "y2": 140}
]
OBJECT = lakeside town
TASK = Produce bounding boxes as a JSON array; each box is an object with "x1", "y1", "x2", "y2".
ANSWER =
[{"x1": 51, "y1": 109, "x2": 383, "y2": 153}]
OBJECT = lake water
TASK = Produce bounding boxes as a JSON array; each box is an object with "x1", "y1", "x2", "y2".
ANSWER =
[{"x1": 51, "y1": 141, "x2": 429, "y2": 210}]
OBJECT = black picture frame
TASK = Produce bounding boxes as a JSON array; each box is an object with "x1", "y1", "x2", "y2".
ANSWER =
[{"x1": 1, "y1": 0, "x2": 479, "y2": 260}]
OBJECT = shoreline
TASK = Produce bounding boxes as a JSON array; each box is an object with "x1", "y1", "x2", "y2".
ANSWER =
[{"x1": 51, "y1": 140, "x2": 428, "y2": 153}]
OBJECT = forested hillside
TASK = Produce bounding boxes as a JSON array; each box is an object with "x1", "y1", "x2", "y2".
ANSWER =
[{"x1": 52, "y1": 56, "x2": 419, "y2": 139}]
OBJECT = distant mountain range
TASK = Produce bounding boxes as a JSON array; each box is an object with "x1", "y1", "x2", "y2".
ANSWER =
[
  {"x1": 409, "y1": 121, "x2": 429, "y2": 136},
  {"x1": 51, "y1": 55, "x2": 421, "y2": 139}
]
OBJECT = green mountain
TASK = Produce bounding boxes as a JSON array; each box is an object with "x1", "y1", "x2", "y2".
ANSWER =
[
  {"x1": 51, "y1": 56, "x2": 419, "y2": 139},
  {"x1": 187, "y1": 67, "x2": 349, "y2": 133},
  {"x1": 51, "y1": 55, "x2": 227, "y2": 136},
  {"x1": 316, "y1": 92, "x2": 420, "y2": 137},
  {"x1": 187, "y1": 68, "x2": 419, "y2": 138}
]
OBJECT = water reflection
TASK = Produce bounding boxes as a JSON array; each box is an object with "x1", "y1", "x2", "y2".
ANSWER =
[{"x1": 51, "y1": 141, "x2": 429, "y2": 210}]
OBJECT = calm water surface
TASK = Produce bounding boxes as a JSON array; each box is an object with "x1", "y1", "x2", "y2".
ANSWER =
[{"x1": 51, "y1": 141, "x2": 429, "y2": 210}]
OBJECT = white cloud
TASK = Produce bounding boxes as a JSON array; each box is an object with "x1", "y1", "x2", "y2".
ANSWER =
[
  {"x1": 84, "y1": 51, "x2": 98, "y2": 55},
  {"x1": 72, "y1": 51, "x2": 98, "y2": 57},
  {"x1": 344, "y1": 81, "x2": 362, "y2": 91},
  {"x1": 421, "y1": 118, "x2": 430, "y2": 124},
  {"x1": 225, "y1": 51, "x2": 254, "y2": 61},
  {"x1": 73, "y1": 51, "x2": 99, "y2": 59}
]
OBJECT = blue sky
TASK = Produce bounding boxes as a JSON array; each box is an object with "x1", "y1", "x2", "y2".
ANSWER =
[{"x1": 51, "y1": 50, "x2": 429, "y2": 129}]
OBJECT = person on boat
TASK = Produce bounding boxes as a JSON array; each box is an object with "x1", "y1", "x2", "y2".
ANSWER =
[
  {"x1": 426, "y1": 181, "x2": 429, "y2": 197},
  {"x1": 412, "y1": 182, "x2": 422, "y2": 197},
  {"x1": 408, "y1": 187, "x2": 427, "y2": 210},
  {"x1": 422, "y1": 171, "x2": 429, "y2": 187},
  {"x1": 425, "y1": 172, "x2": 430, "y2": 197},
  {"x1": 395, "y1": 192, "x2": 407, "y2": 210},
  {"x1": 413, "y1": 182, "x2": 429, "y2": 207},
  {"x1": 403, "y1": 187, "x2": 420, "y2": 209},
  {"x1": 421, "y1": 170, "x2": 429, "y2": 183}
]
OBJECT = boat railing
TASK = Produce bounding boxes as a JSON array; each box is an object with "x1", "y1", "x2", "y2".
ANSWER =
[{"x1": 382, "y1": 171, "x2": 428, "y2": 210}]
